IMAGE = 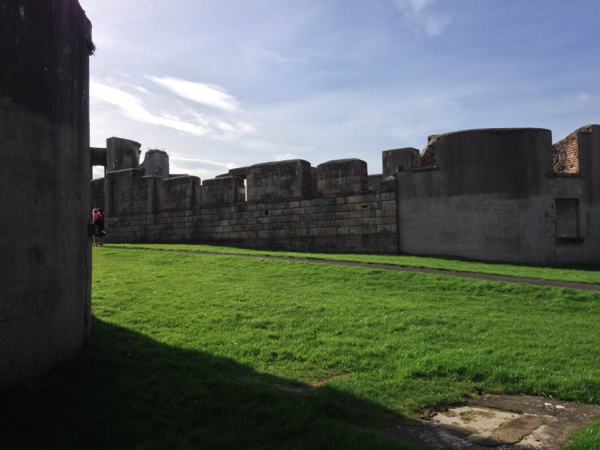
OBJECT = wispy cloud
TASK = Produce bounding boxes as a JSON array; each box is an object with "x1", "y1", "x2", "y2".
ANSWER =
[
  {"x1": 275, "y1": 153, "x2": 300, "y2": 161},
  {"x1": 148, "y1": 76, "x2": 241, "y2": 112},
  {"x1": 575, "y1": 93, "x2": 590, "y2": 103},
  {"x1": 90, "y1": 80, "x2": 254, "y2": 140},
  {"x1": 392, "y1": 0, "x2": 451, "y2": 36},
  {"x1": 168, "y1": 153, "x2": 238, "y2": 170}
]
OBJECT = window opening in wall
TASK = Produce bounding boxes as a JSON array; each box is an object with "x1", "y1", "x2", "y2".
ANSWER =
[
  {"x1": 264, "y1": 210, "x2": 269, "y2": 216},
  {"x1": 244, "y1": 179, "x2": 247, "y2": 202},
  {"x1": 555, "y1": 199, "x2": 583, "y2": 243}
]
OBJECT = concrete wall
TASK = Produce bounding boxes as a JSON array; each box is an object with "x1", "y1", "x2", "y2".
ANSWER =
[
  {"x1": 141, "y1": 149, "x2": 169, "y2": 179},
  {"x1": 382, "y1": 148, "x2": 420, "y2": 177},
  {"x1": 106, "y1": 137, "x2": 141, "y2": 172},
  {"x1": 397, "y1": 127, "x2": 600, "y2": 264},
  {"x1": 0, "y1": 0, "x2": 92, "y2": 391}
]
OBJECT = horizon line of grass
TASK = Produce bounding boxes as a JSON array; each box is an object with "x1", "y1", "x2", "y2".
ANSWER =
[{"x1": 105, "y1": 242, "x2": 600, "y2": 285}]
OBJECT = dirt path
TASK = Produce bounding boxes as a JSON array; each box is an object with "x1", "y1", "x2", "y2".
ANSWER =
[{"x1": 108, "y1": 246, "x2": 600, "y2": 292}]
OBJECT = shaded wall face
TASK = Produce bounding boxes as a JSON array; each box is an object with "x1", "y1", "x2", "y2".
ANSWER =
[
  {"x1": 0, "y1": 0, "x2": 92, "y2": 391},
  {"x1": 202, "y1": 176, "x2": 245, "y2": 205},
  {"x1": 247, "y1": 160, "x2": 312, "y2": 201},
  {"x1": 397, "y1": 129, "x2": 562, "y2": 264},
  {"x1": 106, "y1": 137, "x2": 141, "y2": 172},
  {"x1": 141, "y1": 150, "x2": 169, "y2": 180},
  {"x1": 382, "y1": 148, "x2": 420, "y2": 177}
]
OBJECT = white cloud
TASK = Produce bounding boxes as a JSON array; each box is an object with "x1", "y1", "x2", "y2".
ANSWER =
[
  {"x1": 275, "y1": 153, "x2": 300, "y2": 161},
  {"x1": 393, "y1": 0, "x2": 437, "y2": 13},
  {"x1": 426, "y1": 14, "x2": 452, "y2": 36},
  {"x1": 149, "y1": 76, "x2": 241, "y2": 112},
  {"x1": 575, "y1": 93, "x2": 590, "y2": 103},
  {"x1": 90, "y1": 80, "x2": 254, "y2": 140},
  {"x1": 169, "y1": 153, "x2": 238, "y2": 170},
  {"x1": 391, "y1": 0, "x2": 451, "y2": 37}
]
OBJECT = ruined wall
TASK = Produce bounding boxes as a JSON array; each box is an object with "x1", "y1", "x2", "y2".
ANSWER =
[
  {"x1": 162, "y1": 176, "x2": 201, "y2": 210},
  {"x1": 0, "y1": 0, "x2": 92, "y2": 391},
  {"x1": 247, "y1": 160, "x2": 312, "y2": 201},
  {"x1": 97, "y1": 154, "x2": 397, "y2": 253},
  {"x1": 202, "y1": 176, "x2": 245, "y2": 205},
  {"x1": 105, "y1": 168, "x2": 162, "y2": 216},
  {"x1": 106, "y1": 137, "x2": 141, "y2": 172},
  {"x1": 548, "y1": 125, "x2": 600, "y2": 264},
  {"x1": 553, "y1": 132, "x2": 580, "y2": 173},
  {"x1": 398, "y1": 127, "x2": 600, "y2": 265},
  {"x1": 317, "y1": 159, "x2": 368, "y2": 195},
  {"x1": 106, "y1": 191, "x2": 397, "y2": 253},
  {"x1": 93, "y1": 124, "x2": 599, "y2": 265},
  {"x1": 141, "y1": 149, "x2": 169, "y2": 179}
]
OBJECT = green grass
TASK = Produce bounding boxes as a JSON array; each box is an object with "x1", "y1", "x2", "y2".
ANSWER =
[
  {"x1": 2, "y1": 247, "x2": 600, "y2": 449},
  {"x1": 107, "y1": 243, "x2": 600, "y2": 284}
]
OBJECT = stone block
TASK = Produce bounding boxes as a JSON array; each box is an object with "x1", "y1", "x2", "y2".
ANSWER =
[
  {"x1": 202, "y1": 176, "x2": 245, "y2": 205},
  {"x1": 317, "y1": 159, "x2": 368, "y2": 195},
  {"x1": 247, "y1": 159, "x2": 312, "y2": 201}
]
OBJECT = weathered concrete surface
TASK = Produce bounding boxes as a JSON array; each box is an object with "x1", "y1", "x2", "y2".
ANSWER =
[
  {"x1": 383, "y1": 147, "x2": 420, "y2": 177},
  {"x1": 106, "y1": 137, "x2": 141, "y2": 172},
  {"x1": 397, "y1": 127, "x2": 600, "y2": 265},
  {"x1": 381, "y1": 395, "x2": 600, "y2": 449},
  {"x1": 141, "y1": 149, "x2": 169, "y2": 179},
  {"x1": 0, "y1": 0, "x2": 92, "y2": 391}
]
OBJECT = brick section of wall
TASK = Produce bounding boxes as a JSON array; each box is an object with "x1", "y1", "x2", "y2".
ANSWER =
[
  {"x1": 420, "y1": 135, "x2": 439, "y2": 167},
  {"x1": 553, "y1": 132, "x2": 579, "y2": 173},
  {"x1": 202, "y1": 176, "x2": 245, "y2": 205},
  {"x1": 105, "y1": 191, "x2": 397, "y2": 253},
  {"x1": 162, "y1": 176, "x2": 201, "y2": 210},
  {"x1": 317, "y1": 159, "x2": 368, "y2": 195},
  {"x1": 247, "y1": 160, "x2": 312, "y2": 201}
]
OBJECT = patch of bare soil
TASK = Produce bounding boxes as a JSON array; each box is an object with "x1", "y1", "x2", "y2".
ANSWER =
[
  {"x1": 275, "y1": 372, "x2": 350, "y2": 392},
  {"x1": 379, "y1": 394, "x2": 600, "y2": 449}
]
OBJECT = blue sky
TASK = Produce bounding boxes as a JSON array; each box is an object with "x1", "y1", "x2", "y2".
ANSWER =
[{"x1": 81, "y1": 0, "x2": 600, "y2": 180}]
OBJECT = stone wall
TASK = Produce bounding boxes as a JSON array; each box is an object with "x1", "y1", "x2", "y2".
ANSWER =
[
  {"x1": 247, "y1": 159, "x2": 312, "y2": 201},
  {"x1": 162, "y1": 176, "x2": 201, "y2": 210},
  {"x1": 93, "y1": 125, "x2": 599, "y2": 265},
  {"x1": 317, "y1": 159, "x2": 368, "y2": 194},
  {"x1": 106, "y1": 191, "x2": 397, "y2": 253}
]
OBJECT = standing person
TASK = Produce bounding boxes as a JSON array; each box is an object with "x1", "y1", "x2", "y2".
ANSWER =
[{"x1": 93, "y1": 208, "x2": 106, "y2": 247}]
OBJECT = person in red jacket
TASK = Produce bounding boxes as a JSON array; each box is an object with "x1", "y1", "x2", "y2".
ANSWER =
[{"x1": 92, "y1": 208, "x2": 106, "y2": 247}]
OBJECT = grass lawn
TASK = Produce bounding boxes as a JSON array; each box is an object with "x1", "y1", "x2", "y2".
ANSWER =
[
  {"x1": 2, "y1": 247, "x2": 600, "y2": 449},
  {"x1": 107, "y1": 243, "x2": 600, "y2": 285}
]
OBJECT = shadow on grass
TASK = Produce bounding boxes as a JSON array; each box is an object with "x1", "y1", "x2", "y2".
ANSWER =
[{"x1": 0, "y1": 317, "x2": 424, "y2": 450}]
